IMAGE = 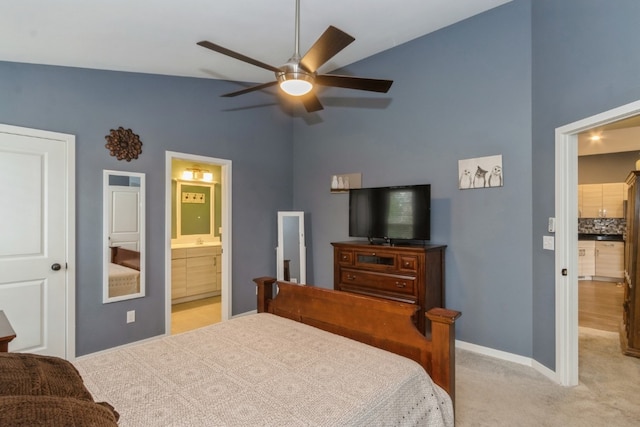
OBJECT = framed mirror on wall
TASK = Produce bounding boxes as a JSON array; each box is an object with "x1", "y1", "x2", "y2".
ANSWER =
[
  {"x1": 173, "y1": 181, "x2": 218, "y2": 245},
  {"x1": 277, "y1": 211, "x2": 306, "y2": 284},
  {"x1": 103, "y1": 170, "x2": 145, "y2": 303}
]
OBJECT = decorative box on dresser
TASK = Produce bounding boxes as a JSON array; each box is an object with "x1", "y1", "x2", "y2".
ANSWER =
[
  {"x1": 331, "y1": 241, "x2": 445, "y2": 336},
  {"x1": 623, "y1": 171, "x2": 640, "y2": 358}
]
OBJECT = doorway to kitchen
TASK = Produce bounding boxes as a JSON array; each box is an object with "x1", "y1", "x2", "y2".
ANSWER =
[
  {"x1": 555, "y1": 99, "x2": 640, "y2": 386},
  {"x1": 164, "y1": 151, "x2": 232, "y2": 335},
  {"x1": 576, "y1": 132, "x2": 632, "y2": 335}
]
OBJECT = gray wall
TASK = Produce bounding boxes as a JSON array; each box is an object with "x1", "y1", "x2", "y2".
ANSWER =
[
  {"x1": 531, "y1": 0, "x2": 640, "y2": 368},
  {"x1": 4, "y1": 0, "x2": 640, "y2": 370},
  {"x1": 293, "y1": 1, "x2": 534, "y2": 357},
  {"x1": 0, "y1": 62, "x2": 293, "y2": 356},
  {"x1": 579, "y1": 151, "x2": 637, "y2": 184}
]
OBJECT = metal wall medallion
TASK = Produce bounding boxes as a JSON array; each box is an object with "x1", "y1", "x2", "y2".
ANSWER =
[{"x1": 105, "y1": 127, "x2": 143, "y2": 162}]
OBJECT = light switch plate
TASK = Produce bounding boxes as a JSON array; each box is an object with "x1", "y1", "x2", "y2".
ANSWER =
[
  {"x1": 548, "y1": 217, "x2": 556, "y2": 233},
  {"x1": 543, "y1": 236, "x2": 554, "y2": 250}
]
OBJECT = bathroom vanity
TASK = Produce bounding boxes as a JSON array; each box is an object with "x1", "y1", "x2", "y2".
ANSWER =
[{"x1": 171, "y1": 244, "x2": 222, "y2": 303}]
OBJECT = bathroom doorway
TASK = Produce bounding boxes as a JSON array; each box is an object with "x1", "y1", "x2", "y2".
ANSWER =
[{"x1": 165, "y1": 151, "x2": 232, "y2": 335}]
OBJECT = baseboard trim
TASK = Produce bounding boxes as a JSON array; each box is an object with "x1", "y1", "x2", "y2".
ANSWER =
[
  {"x1": 75, "y1": 333, "x2": 165, "y2": 361},
  {"x1": 456, "y1": 339, "x2": 532, "y2": 366},
  {"x1": 456, "y1": 339, "x2": 559, "y2": 383}
]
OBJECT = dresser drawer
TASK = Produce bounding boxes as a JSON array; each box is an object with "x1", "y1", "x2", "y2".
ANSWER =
[
  {"x1": 399, "y1": 255, "x2": 418, "y2": 272},
  {"x1": 353, "y1": 250, "x2": 397, "y2": 271},
  {"x1": 339, "y1": 269, "x2": 416, "y2": 297},
  {"x1": 337, "y1": 249, "x2": 353, "y2": 265}
]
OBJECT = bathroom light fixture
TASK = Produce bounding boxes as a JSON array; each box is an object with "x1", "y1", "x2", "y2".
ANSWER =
[{"x1": 182, "y1": 168, "x2": 213, "y2": 182}]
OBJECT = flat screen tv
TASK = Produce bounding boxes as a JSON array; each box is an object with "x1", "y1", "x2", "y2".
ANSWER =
[{"x1": 349, "y1": 184, "x2": 431, "y2": 243}]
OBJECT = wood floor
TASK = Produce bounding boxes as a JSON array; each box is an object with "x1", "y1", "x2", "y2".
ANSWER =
[
  {"x1": 171, "y1": 296, "x2": 221, "y2": 335},
  {"x1": 579, "y1": 280, "x2": 624, "y2": 332}
]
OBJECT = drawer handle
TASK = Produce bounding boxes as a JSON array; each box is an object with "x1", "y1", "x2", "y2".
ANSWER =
[
  {"x1": 342, "y1": 255, "x2": 348, "y2": 260},
  {"x1": 395, "y1": 281, "x2": 407, "y2": 288},
  {"x1": 346, "y1": 274, "x2": 356, "y2": 281},
  {"x1": 403, "y1": 262, "x2": 410, "y2": 267}
]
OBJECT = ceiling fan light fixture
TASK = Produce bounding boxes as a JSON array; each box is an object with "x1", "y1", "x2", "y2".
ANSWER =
[{"x1": 278, "y1": 72, "x2": 314, "y2": 96}]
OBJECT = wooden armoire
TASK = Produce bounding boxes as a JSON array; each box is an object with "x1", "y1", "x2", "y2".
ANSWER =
[{"x1": 622, "y1": 171, "x2": 640, "y2": 357}]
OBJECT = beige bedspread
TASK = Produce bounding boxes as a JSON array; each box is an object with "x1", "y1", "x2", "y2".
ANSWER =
[
  {"x1": 74, "y1": 313, "x2": 453, "y2": 426},
  {"x1": 108, "y1": 262, "x2": 139, "y2": 297}
]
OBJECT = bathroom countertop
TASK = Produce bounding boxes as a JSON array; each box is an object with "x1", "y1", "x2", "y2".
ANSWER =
[{"x1": 171, "y1": 242, "x2": 221, "y2": 249}]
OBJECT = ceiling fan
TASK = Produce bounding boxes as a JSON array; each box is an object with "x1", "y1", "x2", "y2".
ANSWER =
[{"x1": 197, "y1": 0, "x2": 393, "y2": 112}]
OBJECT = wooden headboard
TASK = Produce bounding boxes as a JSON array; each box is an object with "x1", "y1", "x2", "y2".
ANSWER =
[
  {"x1": 109, "y1": 247, "x2": 140, "y2": 271},
  {"x1": 254, "y1": 277, "x2": 460, "y2": 403}
]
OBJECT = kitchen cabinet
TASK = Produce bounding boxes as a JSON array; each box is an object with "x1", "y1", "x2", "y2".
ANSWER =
[
  {"x1": 578, "y1": 240, "x2": 595, "y2": 277},
  {"x1": 172, "y1": 245, "x2": 221, "y2": 302},
  {"x1": 595, "y1": 241, "x2": 624, "y2": 279},
  {"x1": 578, "y1": 183, "x2": 626, "y2": 218},
  {"x1": 578, "y1": 238, "x2": 623, "y2": 280},
  {"x1": 332, "y1": 241, "x2": 445, "y2": 336}
]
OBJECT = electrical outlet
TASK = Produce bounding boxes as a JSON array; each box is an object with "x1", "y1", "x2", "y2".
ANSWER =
[
  {"x1": 126, "y1": 310, "x2": 135, "y2": 323},
  {"x1": 543, "y1": 236, "x2": 555, "y2": 251},
  {"x1": 290, "y1": 278, "x2": 298, "y2": 283}
]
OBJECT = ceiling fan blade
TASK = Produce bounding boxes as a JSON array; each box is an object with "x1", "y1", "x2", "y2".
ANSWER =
[
  {"x1": 300, "y1": 93, "x2": 324, "y2": 112},
  {"x1": 299, "y1": 26, "x2": 355, "y2": 73},
  {"x1": 197, "y1": 41, "x2": 281, "y2": 73},
  {"x1": 315, "y1": 74, "x2": 393, "y2": 93},
  {"x1": 221, "y1": 81, "x2": 278, "y2": 97}
]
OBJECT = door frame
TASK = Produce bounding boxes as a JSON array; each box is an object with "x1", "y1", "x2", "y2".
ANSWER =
[
  {"x1": 164, "y1": 151, "x2": 232, "y2": 334},
  {"x1": 555, "y1": 99, "x2": 640, "y2": 385},
  {"x1": 0, "y1": 123, "x2": 75, "y2": 358}
]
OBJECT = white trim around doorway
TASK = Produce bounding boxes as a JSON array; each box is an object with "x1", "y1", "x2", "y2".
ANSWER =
[
  {"x1": 555, "y1": 99, "x2": 640, "y2": 386},
  {"x1": 164, "y1": 151, "x2": 232, "y2": 335}
]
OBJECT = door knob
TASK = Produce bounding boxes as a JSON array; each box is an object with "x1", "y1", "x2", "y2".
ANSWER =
[{"x1": 51, "y1": 263, "x2": 62, "y2": 271}]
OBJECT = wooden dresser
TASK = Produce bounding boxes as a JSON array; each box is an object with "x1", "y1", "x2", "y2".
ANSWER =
[
  {"x1": 622, "y1": 171, "x2": 640, "y2": 357},
  {"x1": 332, "y1": 241, "x2": 446, "y2": 336}
]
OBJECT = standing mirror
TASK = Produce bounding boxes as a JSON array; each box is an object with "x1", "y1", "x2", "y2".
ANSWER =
[
  {"x1": 277, "y1": 211, "x2": 306, "y2": 284},
  {"x1": 103, "y1": 170, "x2": 145, "y2": 303}
]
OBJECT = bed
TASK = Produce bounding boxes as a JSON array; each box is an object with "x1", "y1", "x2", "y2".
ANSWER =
[
  {"x1": 1, "y1": 277, "x2": 460, "y2": 426},
  {"x1": 108, "y1": 247, "x2": 141, "y2": 297}
]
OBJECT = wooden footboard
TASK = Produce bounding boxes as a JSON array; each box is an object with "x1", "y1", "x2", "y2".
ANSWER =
[
  {"x1": 110, "y1": 247, "x2": 140, "y2": 271},
  {"x1": 254, "y1": 277, "x2": 461, "y2": 404}
]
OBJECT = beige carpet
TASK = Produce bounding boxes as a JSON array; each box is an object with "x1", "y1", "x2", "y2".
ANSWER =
[{"x1": 455, "y1": 327, "x2": 640, "y2": 426}]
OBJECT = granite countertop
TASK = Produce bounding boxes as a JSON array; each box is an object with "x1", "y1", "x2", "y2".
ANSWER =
[{"x1": 577, "y1": 233, "x2": 624, "y2": 242}]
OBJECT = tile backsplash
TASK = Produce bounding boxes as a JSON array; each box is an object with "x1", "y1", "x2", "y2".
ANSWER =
[{"x1": 578, "y1": 218, "x2": 626, "y2": 235}]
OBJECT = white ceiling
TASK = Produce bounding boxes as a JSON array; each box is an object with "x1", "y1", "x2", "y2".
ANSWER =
[
  {"x1": 1, "y1": 0, "x2": 511, "y2": 84},
  {"x1": 578, "y1": 115, "x2": 640, "y2": 156}
]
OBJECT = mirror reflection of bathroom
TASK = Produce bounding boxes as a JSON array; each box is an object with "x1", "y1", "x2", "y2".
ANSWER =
[
  {"x1": 277, "y1": 211, "x2": 306, "y2": 285},
  {"x1": 170, "y1": 159, "x2": 223, "y2": 335}
]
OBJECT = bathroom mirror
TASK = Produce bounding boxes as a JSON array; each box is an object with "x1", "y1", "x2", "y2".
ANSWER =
[
  {"x1": 277, "y1": 211, "x2": 306, "y2": 284},
  {"x1": 173, "y1": 181, "x2": 217, "y2": 245},
  {"x1": 103, "y1": 170, "x2": 145, "y2": 303}
]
